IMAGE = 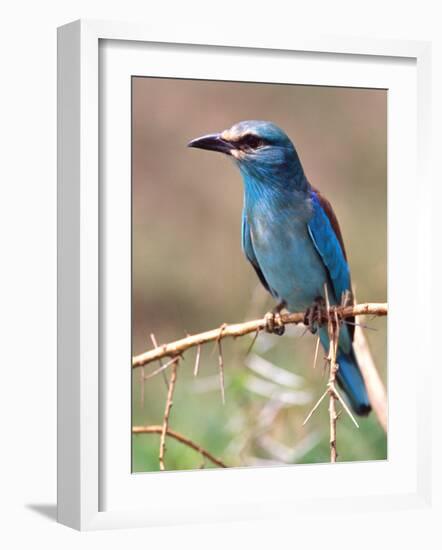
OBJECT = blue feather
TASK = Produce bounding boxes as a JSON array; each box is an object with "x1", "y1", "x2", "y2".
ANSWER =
[{"x1": 307, "y1": 191, "x2": 351, "y2": 306}]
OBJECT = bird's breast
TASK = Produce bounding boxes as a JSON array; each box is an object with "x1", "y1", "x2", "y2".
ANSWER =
[{"x1": 247, "y1": 205, "x2": 329, "y2": 311}]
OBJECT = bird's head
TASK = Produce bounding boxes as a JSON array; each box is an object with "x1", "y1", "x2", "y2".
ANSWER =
[{"x1": 188, "y1": 120, "x2": 305, "y2": 190}]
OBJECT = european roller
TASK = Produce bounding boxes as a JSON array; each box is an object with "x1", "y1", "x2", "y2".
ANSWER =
[{"x1": 189, "y1": 120, "x2": 371, "y2": 415}]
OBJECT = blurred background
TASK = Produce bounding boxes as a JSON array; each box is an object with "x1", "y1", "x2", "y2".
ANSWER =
[{"x1": 132, "y1": 77, "x2": 387, "y2": 472}]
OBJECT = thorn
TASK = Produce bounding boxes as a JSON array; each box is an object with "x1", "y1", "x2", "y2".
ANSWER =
[
  {"x1": 144, "y1": 356, "x2": 180, "y2": 380},
  {"x1": 217, "y1": 324, "x2": 227, "y2": 404},
  {"x1": 303, "y1": 387, "x2": 329, "y2": 425},
  {"x1": 193, "y1": 344, "x2": 201, "y2": 376},
  {"x1": 331, "y1": 384, "x2": 359, "y2": 428},
  {"x1": 140, "y1": 367, "x2": 145, "y2": 409},
  {"x1": 300, "y1": 326, "x2": 310, "y2": 338},
  {"x1": 344, "y1": 320, "x2": 378, "y2": 331},
  {"x1": 150, "y1": 333, "x2": 169, "y2": 390},
  {"x1": 313, "y1": 337, "x2": 320, "y2": 369},
  {"x1": 245, "y1": 329, "x2": 260, "y2": 357}
]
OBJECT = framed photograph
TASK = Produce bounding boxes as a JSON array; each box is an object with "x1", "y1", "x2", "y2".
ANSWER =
[{"x1": 57, "y1": 19, "x2": 432, "y2": 530}]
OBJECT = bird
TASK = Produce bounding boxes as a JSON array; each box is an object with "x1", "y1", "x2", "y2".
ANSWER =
[{"x1": 188, "y1": 120, "x2": 371, "y2": 416}]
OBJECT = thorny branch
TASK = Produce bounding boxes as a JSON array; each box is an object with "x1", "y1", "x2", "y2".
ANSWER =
[
  {"x1": 133, "y1": 425, "x2": 227, "y2": 468},
  {"x1": 303, "y1": 290, "x2": 363, "y2": 462},
  {"x1": 159, "y1": 359, "x2": 179, "y2": 470},
  {"x1": 132, "y1": 302, "x2": 387, "y2": 368},
  {"x1": 327, "y1": 309, "x2": 340, "y2": 463},
  {"x1": 135, "y1": 301, "x2": 388, "y2": 468}
]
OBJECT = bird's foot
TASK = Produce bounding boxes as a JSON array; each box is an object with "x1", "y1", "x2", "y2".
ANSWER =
[
  {"x1": 265, "y1": 301, "x2": 286, "y2": 336},
  {"x1": 303, "y1": 297, "x2": 326, "y2": 334},
  {"x1": 265, "y1": 311, "x2": 285, "y2": 335}
]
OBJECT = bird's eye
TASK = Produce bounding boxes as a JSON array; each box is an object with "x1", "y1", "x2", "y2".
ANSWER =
[{"x1": 239, "y1": 134, "x2": 265, "y2": 150}]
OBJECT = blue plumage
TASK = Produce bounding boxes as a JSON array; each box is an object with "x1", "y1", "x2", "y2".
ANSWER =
[{"x1": 189, "y1": 120, "x2": 371, "y2": 415}]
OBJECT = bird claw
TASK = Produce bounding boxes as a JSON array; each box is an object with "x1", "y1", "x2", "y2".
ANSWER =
[
  {"x1": 303, "y1": 297, "x2": 326, "y2": 334},
  {"x1": 265, "y1": 311, "x2": 285, "y2": 336}
]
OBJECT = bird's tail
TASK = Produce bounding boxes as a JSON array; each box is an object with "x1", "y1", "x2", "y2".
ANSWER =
[{"x1": 336, "y1": 350, "x2": 371, "y2": 416}]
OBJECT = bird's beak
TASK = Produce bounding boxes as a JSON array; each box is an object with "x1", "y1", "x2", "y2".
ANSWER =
[{"x1": 188, "y1": 133, "x2": 234, "y2": 155}]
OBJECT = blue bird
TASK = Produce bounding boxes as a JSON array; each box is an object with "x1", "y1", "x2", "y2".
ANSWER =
[{"x1": 189, "y1": 120, "x2": 371, "y2": 415}]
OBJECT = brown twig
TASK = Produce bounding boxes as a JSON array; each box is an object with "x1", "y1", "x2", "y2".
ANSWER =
[
  {"x1": 132, "y1": 303, "x2": 387, "y2": 368},
  {"x1": 353, "y1": 321, "x2": 388, "y2": 432},
  {"x1": 303, "y1": 290, "x2": 360, "y2": 462},
  {"x1": 217, "y1": 324, "x2": 227, "y2": 404},
  {"x1": 351, "y1": 292, "x2": 388, "y2": 433},
  {"x1": 329, "y1": 396, "x2": 338, "y2": 462},
  {"x1": 159, "y1": 359, "x2": 179, "y2": 471},
  {"x1": 327, "y1": 307, "x2": 339, "y2": 463},
  {"x1": 133, "y1": 425, "x2": 227, "y2": 468}
]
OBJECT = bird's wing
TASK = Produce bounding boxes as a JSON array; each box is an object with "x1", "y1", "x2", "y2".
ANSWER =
[
  {"x1": 307, "y1": 189, "x2": 354, "y2": 331},
  {"x1": 241, "y1": 210, "x2": 272, "y2": 294}
]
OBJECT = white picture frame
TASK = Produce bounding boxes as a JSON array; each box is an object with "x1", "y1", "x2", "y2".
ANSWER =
[{"x1": 57, "y1": 19, "x2": 432, "y2": 531}]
